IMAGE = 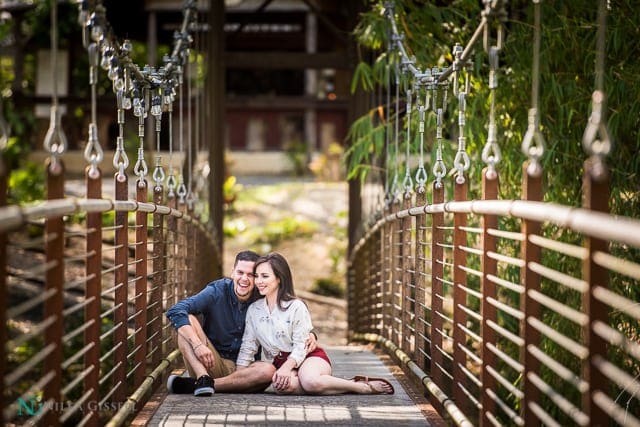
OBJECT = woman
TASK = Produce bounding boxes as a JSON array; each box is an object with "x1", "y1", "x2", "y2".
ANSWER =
[{"x1": 236, "y1": 252, "x2": 394, "y2": 395}]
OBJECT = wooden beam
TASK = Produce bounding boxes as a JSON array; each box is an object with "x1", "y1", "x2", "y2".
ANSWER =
[
  {"x1": 227, "y1": 95, "x2": 348, "y2": 111},
  {"x1": 225, "y1": 51, "x2": 350, "y2": 69},
  {"x1": 208, "y1": 0, "x2": 225, "y2": 267},
  {"x1": 300, "y1": 0, "x2": 349, "y2": 43}
]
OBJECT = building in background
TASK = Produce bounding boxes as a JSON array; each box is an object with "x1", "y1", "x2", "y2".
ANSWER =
[{"x1": 1, "y1": 0, "x2": 356, "y2": 177}]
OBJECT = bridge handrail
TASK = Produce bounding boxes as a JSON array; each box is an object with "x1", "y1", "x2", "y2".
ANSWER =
[
  {"x1": 351, "y1": 199, "x2": 640, "y2": 259},
  {"x1": 348, "y1": 173, "x2": 640, "y2": 425},
  {"x1": 0, "y1": 185, "x2": 220, "y2": 425},
  {"x1": 0, "y1": 198, "x2": 207, "y2": 233}
]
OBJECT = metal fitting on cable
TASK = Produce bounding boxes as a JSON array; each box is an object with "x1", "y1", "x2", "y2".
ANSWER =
[
  {"x1": 113, "y1": 136, "x2": 129, "y2": 180},
  {"x1": 433, "y1": 109, "x2": 447, "y2": 189},
  {"x1": 402, "y1": 87, "x2": 414, "y2": 195},
  {"x1": 88, "y1": 43, "x2": 99, "y2": 85},
  {"x1": 482, "y1": 0, "x2": 506, "y2": 53},
  {"x1": 177, "y1": 181, "x2": 187, "y2": 204},
  {"x1": 582, "y1": 90, "x2": 612, "y2": 177},
  {"x1": 167, "y1": 173, "x2": 177, "y2": 197},
  {"x1": 43, "y1": 106, "x2": 68, "y2": 174},
  {"x1": 133, "y1": 113, "x2": 148, "y2": 181},
  {"x1": 488, "y1": 46, "x2": 499, "y2": 89},
  {"x1": 152, "y1": 156, "x2": 165, "y2": 187},
  {"x1": 84, "y1": 123, "x2": 103, "y2": 179},
  {"x1": 481, "y1": 124, "x2": 501, "y2": 177},
  {"x1": 522, "y1": 108, "x2": 546, "y2": 177},
  {"x1": 453, "y1": 92, "x2": 470, "y2": 183},
  {"x1": 186, "y1": 190, "x2": 197, "y2": 210},
  {"x1": 133, "y1": 147, "x2": 148, "y2": 181},
  {"x1": 414, "y1": 105, "x2": 428, "y2": 192}
]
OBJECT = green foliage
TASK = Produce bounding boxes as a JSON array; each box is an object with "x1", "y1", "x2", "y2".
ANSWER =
[
  {"x1": 349, "y1": 0, "x2": 640, "y2": 216},
  {"x1": 344, "y1": 111, "x2": 386, "y2": 182},
  {"x1": 350, "y1": 1, "x2": 640, "y2": 423},
  {"x1": 224, "y1": 217, "x2": 247, "y2": 238},
  {"x1": 3, "y1": 136, "x2": 30, "y2": 170},
  {"x1": 24, "y1": 2, "x2": 78, "y2": 49},
  {"x1": 101, "y1": 211, "x2": 116, "y2": 228},
  {"x1": 311, "y1": 277, "x2": 345, "y2": 298},
  {"x1": 223, "y1": 175, "x2": 243, "y2": 211},
  {"x1": 249, "y1": 217, "x2": 318, "y2": 248},
  {"x1": 283, "y1": 141, "x2": 308, "y2": 176},
  {"x1": 8, "y1": 160, "x2": 45, "y2": 204}
]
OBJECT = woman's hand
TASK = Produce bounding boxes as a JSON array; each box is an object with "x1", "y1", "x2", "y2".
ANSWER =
[
  {"x1": 305, "y1": 333, "x2": 318, "y2": 353},
  {"x1": 272, "y1": 365, "x2": 294, "y2": 391}
]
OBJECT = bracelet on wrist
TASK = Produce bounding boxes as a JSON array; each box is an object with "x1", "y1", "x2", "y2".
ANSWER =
[{"x1": 193, "y1": 342, "x2": 204, "y2": 351}]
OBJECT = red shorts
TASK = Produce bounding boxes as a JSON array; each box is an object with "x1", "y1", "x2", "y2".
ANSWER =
[{"x1": 272, "y1": 347, "x2": 331, "y2": 369}]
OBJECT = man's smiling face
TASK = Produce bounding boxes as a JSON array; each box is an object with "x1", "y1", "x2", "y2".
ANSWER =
[{"x1": 231, "y1": 260, "x2": 256, "y2": 302}]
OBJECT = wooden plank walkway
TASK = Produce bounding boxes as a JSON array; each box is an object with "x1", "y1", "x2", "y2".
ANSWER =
[{"x1": 142, "y1": 345, "x2": 431, "y2": 426}]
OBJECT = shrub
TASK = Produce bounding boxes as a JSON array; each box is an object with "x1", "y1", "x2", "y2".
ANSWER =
[{"x1": 311, "y1": 277, "x2": 345, "y2": 298}]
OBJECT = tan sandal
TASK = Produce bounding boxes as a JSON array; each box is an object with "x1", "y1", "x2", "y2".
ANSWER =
[{"x1": 350, "y1": 375, "x2": 395, "y2": 395}]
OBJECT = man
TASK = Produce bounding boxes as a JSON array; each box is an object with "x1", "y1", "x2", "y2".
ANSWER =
[{"x1": 165, "y1": 250, "x2": 317, "y2": 396}]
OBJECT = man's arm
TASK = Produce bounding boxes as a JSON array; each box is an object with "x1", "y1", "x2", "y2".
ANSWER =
[
  {"x1": 177, "y1": 324, "x2": 202, "y2": 348},
  {"x1": 176, "y1": 322, "x2": 215, "y2": 371},
  {"x1": 166, "y1": 282, "x2": 220, "y2": 373},
  {"x1": 166, "y1": 283, "x2": 216, "y2": 330}
]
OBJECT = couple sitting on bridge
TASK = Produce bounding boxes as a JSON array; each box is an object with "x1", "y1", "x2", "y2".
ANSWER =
[{"x1": 166, "y1": 250, "x2": 394, "y2": 397}]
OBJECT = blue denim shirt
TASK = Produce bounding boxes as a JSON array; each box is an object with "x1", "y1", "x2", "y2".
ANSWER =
[{"x1": 166, "y1": 277, "x2": 257, "y2": 361}]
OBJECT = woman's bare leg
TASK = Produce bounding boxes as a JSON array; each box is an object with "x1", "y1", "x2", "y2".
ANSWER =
[
  {"x1": 297, "y1": 358, "x2": 393, "y2": 395},
  {"x1": 273, "y1": 369, "x2": 304, "y2": 395}
]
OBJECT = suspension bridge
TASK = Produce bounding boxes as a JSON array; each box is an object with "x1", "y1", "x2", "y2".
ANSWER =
[{"x1": 1, "y1": 0, "x2": 639, "y2": 426}]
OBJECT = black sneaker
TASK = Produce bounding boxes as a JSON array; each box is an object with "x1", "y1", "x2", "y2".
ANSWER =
[
  {"x1": 167, "y1": 374, "x2": 195, "y2": 394},
  {"x1": 194, "y1": 375, "x2": 214, "y2": 396}
]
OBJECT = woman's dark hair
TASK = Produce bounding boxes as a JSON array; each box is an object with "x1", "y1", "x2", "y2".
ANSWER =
[{"x1": 254, "y1": 252, "x2": 296, "y2": 310}]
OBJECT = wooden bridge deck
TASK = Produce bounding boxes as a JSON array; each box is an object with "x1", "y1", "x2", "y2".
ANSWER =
[{"x1": 138, "y1": 345, "x2": 433, "y2": 426}]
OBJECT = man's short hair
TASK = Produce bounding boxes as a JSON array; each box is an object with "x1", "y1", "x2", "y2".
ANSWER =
[{"x1": 234, "y1": 250, "x2": 260, "y2": 266}]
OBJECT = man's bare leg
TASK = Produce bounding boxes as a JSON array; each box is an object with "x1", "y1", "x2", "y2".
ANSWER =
[{"x1": 214, "y1": 362, "x2": 276, "y2": 393}]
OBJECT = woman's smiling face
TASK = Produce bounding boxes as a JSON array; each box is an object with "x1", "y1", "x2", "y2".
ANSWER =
[{"x1": 254, "y1": 261, "x2": 280, "y2": 301}]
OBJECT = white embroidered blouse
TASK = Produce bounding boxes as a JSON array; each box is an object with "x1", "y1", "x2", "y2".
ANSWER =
[{"x1": 236, "y1": 298, "x2": 313, "y2": 368}]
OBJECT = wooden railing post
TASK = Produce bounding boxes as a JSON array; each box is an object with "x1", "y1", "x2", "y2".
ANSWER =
[
  {"x1": 166, "y1": 195, "x2": 177, "y2": 306},
  {"x1": 401, "y1": 192, "x2": 413, "y2": 354},
  {"x1": 351, "y1": 244, "x2": 361, "y2": 333},
  {"x1": 390, "y1": 200, "x2": 401, "y2": 346},
  {"x1": 84, "y1": 166, "x2": 102, "y2": 426},
  {"x1": 347, "y1": 255, "x2": 356, "y2": 338},
  {"x1": 178, "y1": 201, "x2": 188, "y2": 301},
  {"x1": 480, "y1": 169, "x2": 499, "y2": 426},
  {"x1": 186, "y1": 206, "x2": 196, "y2": 296},
  {"x1": 414, "y1": 188, "x2": 427, "y2": 369},
  {"x1": 452, "y1": 179, "x2": 468, "y2": 407},
  {"x1": 44, "y1": 159, "x2": 65, "y2": 426},
  {"x1": 134, "y1": 179, "x2": 148, "y2": 390},
  {"x1": 113, "y1": 174, "x2": 128, "y2": 404},
  {"x1": 431, "y1": 182, "x2": 445, "y2": 393},
  {"x1": 0, "y1": 156, "x2": 7, "y2": 422},
  {"x1": 521, "y1": 161, "x2": 542, "y2": 424},
  {"x1": 149, "y1": 186, "x2": 164, "y2": 368},
  {"x1": 364, "y1": 235, "x2": 373, "y2": 332},
  {"x1": 374, "y1": 226, "x2": 383, "y2": 334},
  {"x1": 582, "y1": 157, "x2": 609, "y2": 425},
  {"x1": 382, "y1": 206, "x2": 393, "y2": 341}
]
